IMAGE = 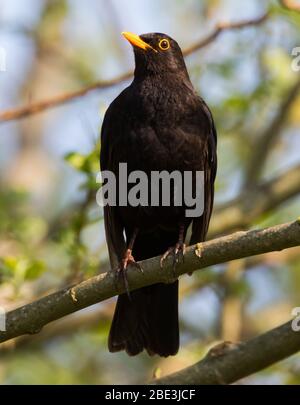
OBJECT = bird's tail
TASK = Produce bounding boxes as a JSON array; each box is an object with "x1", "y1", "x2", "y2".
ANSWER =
[
  {"x1": 108, "y1": 229, "x2": 180, "y2": 357},
  {"x1": 108, "y1": 280, "x2": 179, "y2": 357}
]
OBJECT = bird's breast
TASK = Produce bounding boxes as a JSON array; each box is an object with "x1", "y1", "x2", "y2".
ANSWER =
[{"x1": 116, "y1": 86, "x2": 208, "y2": 172}]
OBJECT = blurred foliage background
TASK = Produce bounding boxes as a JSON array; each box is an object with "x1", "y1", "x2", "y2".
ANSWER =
[{"x1": 0, "y1": 0, "x2": 300, "y2": 385}]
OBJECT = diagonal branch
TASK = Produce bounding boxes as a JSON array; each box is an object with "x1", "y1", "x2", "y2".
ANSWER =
[
  {"x1": 153, "y1": 320, "x2": 300, "y2": 385},
  {"x1": 210, "y1": 163, "x2": 300, "y2": 237},
  {"x1": 179, "y1": 12, "x2": 269, "y2": 57},
  {"x1": 0, "y1": 12, "x2": 269, "y2": 123},
  {"x1": 0, "y1": 220, "x2": 300, "y2": 344},
  {"x1": 244, "y1": 78, "x2": 300, "y2": 190},
  {"x1": 0, "y1": 72, "x2": 133, "y2": 123}
]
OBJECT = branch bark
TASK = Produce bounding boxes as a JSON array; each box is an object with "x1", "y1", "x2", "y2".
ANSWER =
[
  {"x1": 0, "y1": 220, "x2": 300, "y2": 344},
  {"x1": 153, "y1": 320, "x2": 300, "y2": 385},
  {"x1": 0, "y1": 12, "x2": 269, "y2": 123}
]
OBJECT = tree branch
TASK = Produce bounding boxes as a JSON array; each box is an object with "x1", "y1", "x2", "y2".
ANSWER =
[
  {"x1": 0, "y1": 220, "x2": 299, "y2": 344},
  {"x1": 244, "y1": 78, "x2": 300, "y2": 190},
  {"x1": 178, "y1": 12, "x2": 269, "y2": 57},
  {"x1": 153, "y1": 320, "x2": 300, "y2": 385},
  {"x1": 210, "y1": 164, "x2": 300, "y2": 237},
  {"x1": 0, "y1": 12, "x2": 269, "y2": 123},
  {"x1": 0, "y1": 72, "x2": 133, "y2": 123}
]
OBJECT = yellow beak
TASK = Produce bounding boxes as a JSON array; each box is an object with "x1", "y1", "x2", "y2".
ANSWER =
[{"x1": 122, "y1": 32, "x2": 156, "y2": 52}]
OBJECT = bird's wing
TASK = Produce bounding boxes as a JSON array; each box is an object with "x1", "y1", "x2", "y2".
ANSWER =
[
  {"x1": 189, "y1": 101, "x2": 217, "y2": 246},
  {"x1": 100, "y1": 101, "x2": 126, "y2": 269}
]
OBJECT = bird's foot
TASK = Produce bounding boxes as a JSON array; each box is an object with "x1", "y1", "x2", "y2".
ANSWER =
[
  {"x1": 160, "y1": 242, "x2": 186, "y2": 276},
  {"x1": 115, "y1": 249, "x2": 143, "y2": 297}
]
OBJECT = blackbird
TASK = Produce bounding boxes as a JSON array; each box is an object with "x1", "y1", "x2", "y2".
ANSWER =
[{"x1": 100, "y1": 32, "x2": 217, "y2": 357}]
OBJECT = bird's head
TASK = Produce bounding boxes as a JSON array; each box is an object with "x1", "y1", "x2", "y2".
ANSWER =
[{"x1": 122, "y1": 32, "x2": 188, "y2": 79}]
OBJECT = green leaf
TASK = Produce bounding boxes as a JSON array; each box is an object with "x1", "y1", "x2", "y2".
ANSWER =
[
  {"x1": 64, "y1": 152, "x2": 87, "y2": 171},
  {"x1": 25, "y1": 260, "x2": 46, "y2": 280},
  {"x1": 1, "y1": 256, "x2": 46, "y2": 282}
]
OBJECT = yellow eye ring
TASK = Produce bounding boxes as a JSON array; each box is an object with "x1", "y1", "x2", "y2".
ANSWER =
[{"x1": 158, "y1": 39, "x2": 170, "y2": 51}]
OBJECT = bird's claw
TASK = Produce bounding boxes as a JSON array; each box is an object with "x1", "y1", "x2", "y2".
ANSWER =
[
  {"x1": 160, "y1": 243, "x2": 186, "y2": 276},
  {"x1": 115, "y1": 249, "x2": 143, "y2": 298}
]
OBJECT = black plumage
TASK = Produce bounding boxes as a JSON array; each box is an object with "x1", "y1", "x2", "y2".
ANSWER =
[{"x1": 100, "y1": 32, "x2": 217, "y2": 357}]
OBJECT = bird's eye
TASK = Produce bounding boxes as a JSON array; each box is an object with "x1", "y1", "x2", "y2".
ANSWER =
[{"x1": 158, "y1": 39, "x2": 170, "y2": 51}]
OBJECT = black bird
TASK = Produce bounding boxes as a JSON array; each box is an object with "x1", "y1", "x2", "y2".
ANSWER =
[{"x1": 100, "y1": 32, "x2": 217, "y2": 357}]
